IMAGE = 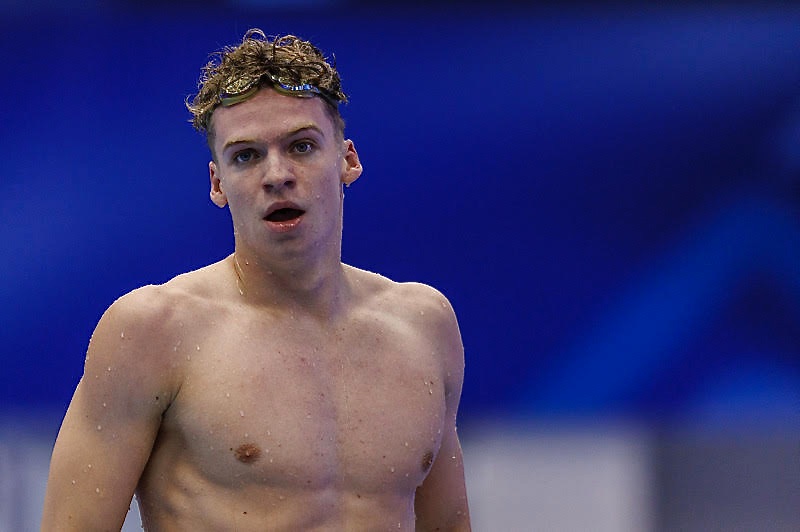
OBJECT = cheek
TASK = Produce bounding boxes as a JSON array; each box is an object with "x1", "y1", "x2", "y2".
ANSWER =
[{"x1": 225, "y1": 190, "x2": 257, "y2": 222}]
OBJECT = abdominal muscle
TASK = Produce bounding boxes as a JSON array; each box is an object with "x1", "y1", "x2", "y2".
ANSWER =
[
  {"x1": 136, "y1": 474, "x2": 416, "y2": 531},
  {"x1": 134, "y1": 399, "x2": 424, "y2": 531}
]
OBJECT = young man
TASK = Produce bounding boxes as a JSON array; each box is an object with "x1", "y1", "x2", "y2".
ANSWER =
[{"x1": 41, "y1": 29, "x2": 470, "y2": 530}]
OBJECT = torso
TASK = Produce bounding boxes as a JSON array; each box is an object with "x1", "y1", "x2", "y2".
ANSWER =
[{"x1": 134, "y1": 258, "x2": 450, "y2": 531}]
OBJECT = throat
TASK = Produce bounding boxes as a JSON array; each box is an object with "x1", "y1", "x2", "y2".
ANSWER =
[{"x1": 229, "y1": 254, "x2": 350, "y2": 317}]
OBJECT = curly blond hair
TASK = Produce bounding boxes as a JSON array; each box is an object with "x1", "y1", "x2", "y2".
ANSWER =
[{"x1": 187, "y1": 29, "x2": 347, "y2": 144}]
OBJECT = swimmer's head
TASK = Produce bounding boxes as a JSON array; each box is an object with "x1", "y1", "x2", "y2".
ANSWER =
[{"x1": 187, "y1": 29, "x2": 347, "y2": 152}]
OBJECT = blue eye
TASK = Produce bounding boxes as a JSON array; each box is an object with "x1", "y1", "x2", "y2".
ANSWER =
[
  {"x1": 292, "y1": 141, "x2": 314, "y2": 154},
  {"x1": 233, "y1": 149, "x2": 258, "y2": 164}
]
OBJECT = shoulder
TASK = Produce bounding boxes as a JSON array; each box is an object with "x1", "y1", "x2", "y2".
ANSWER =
[
  {"x1": 99, "y1": 283, "x2": 190, "y2": 337},
  {"x1": 347, "y1": 267, "x2": 466, "y2": 404},
  {"x1": 88, "y1": 262, "x2": 229, "y2": 375},
  {"x1": 103, "y1": 258, "x2": 230, "y2": 327},
  {"x1": 347, "y1": 266, "x2": 454, "y2": 314},
  {"x1": 348, "y1": 266, "x2": 463, "y2": 361},
  {"x1": 87, "y1": 285, "x2": 184, "y2": 378}
]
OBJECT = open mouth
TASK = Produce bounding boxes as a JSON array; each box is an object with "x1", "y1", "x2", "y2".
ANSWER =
[{"x1": 265, "y1": 208, "x2": 305, "y2": 222}]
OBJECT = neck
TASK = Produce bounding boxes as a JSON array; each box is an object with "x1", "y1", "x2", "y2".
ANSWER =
[{"x1": 229, "y1": 248, "x2": 350, "y2": 320}]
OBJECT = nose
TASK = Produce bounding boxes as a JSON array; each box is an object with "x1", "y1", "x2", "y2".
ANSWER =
[{"x1": 261, "y1": 154, "x2": 296, "y2": 192}]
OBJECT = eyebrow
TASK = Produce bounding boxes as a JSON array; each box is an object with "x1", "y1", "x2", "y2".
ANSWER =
[{"x1": 221, "y1": 124, "x2": 326, "y2": 155}]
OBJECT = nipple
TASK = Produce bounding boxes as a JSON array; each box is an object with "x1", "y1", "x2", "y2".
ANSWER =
[{"x1": 233, "y1": 443, "x2": 262, "y2": 464}]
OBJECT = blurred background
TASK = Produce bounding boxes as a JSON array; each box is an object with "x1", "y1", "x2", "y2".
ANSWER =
[{"x1": 1, "y1": 1, "x2": 798, "y2": 530}]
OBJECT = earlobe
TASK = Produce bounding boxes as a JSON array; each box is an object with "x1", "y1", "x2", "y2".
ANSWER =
[
  {"x1": 340, "y1": 139, "x2": 363, "y2": 187},
  {"x1": 209, "y1": 161, "x2": 228, "y2": 208}
]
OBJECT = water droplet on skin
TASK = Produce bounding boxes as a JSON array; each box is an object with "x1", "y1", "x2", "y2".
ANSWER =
[
  {"x1": 71, "y1": 479, "x2": 76, "y2": 485},
  {"x1": 404, "y1": 441, "x2": 409, "y2": 447},
  {"x1": 225, "y1": 392, "x2": 231, "y2": 398},
  {"x1": 196, "y1": 345, "x2": 201, "y2": 351},
  {"x1": 419, "y1": 310, "x2": 425, "y2": 316},
  {"x1": 95, "y1": 487, "x2": 100, "y2": 494},
  {"x1": 102, "y1": 402, "x2": 107, "y2": 408},
  {"x1": 390, "y1": 466, "x2": 395, "y2": 473},
  {"x1": 96, "y1": 425, "x2": 102, "y2": 431},
  {"x1": 120, "y1": 331, "x2": 125, "y2": 339},
  {"x1": 240, "y1": 410, "x2": 245, "y2": 417},
  {"x1": 107, "y1": 367, "x2": 112, "y2": 372}
]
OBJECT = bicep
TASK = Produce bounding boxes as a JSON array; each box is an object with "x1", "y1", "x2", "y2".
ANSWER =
[
  {"x1": 414, "y1": 290, "x2": 471, "y2": 530},
  {"x1": 42, "y1": 293, "x2": 175, "y2": 530},
  {"x1": 42, "y1": 378, "x2": 162, "y2": 531}
]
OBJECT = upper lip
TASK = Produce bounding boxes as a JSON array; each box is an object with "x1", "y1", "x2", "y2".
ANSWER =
[{"x1": 264, "y1": 201, "x2": 305, "y2": 219}]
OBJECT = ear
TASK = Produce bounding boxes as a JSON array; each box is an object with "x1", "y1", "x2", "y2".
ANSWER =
[
  {"x1": 209, "y1": 161, "x2": 228, "y2": 208},
  {"x1": 340, "y1": 139, "x2": 363, "y2": 187}
]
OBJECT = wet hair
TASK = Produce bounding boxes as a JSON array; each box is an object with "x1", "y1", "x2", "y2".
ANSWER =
[{"x1": 186, "y1": 29, "x2": 347, "y2": 152}]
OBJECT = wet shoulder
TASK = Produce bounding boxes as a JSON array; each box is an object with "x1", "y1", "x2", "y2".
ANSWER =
[
  {"x1": 347, "y1": 266, "x2": 457, "y2": 326},
  {"x1": 104, "y1": 260, "x2": 229, "y2": 337},
  {"x1": 100, "y1": 284, "x2": 186, "y2": 347},
  {"x1": 348, "y1": 267, "x2": 464, "y2": 396}
]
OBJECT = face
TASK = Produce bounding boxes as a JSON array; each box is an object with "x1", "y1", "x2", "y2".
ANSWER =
[{"x1": 208, "y1": 88, "x2": 362, "y2": 260}]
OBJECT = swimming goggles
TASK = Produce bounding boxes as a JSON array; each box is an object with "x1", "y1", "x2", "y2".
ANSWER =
[{"x1": 219, "y1": 71, "x2": 338, "y2": 107}]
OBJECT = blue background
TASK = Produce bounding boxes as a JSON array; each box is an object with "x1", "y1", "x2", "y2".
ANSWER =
[{"x1": 2, "y1": 3, "x2": 799, "y2": 431}]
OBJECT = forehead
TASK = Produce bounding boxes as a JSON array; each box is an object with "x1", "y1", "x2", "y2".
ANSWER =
[{"x1": 210, "y1": 87, "x2": 335, "y2": 148}]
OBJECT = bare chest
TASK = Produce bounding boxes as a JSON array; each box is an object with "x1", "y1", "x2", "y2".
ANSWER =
[{"x1": 158, "y1": 311, "x2": 446, "y2": 495}]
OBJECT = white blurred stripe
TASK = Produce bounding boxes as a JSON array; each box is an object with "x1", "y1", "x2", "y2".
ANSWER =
[{"x1": 462, "y1": 422, "x2": 654, "y2": 532}]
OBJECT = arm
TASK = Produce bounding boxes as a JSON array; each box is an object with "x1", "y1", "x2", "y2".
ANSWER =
[
  {"x1": 414, "y1": 291, "x2": 471, "y2": 531},
  {"x1": 41, "y1": 287, "x2": 180, "y2": 531}
]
